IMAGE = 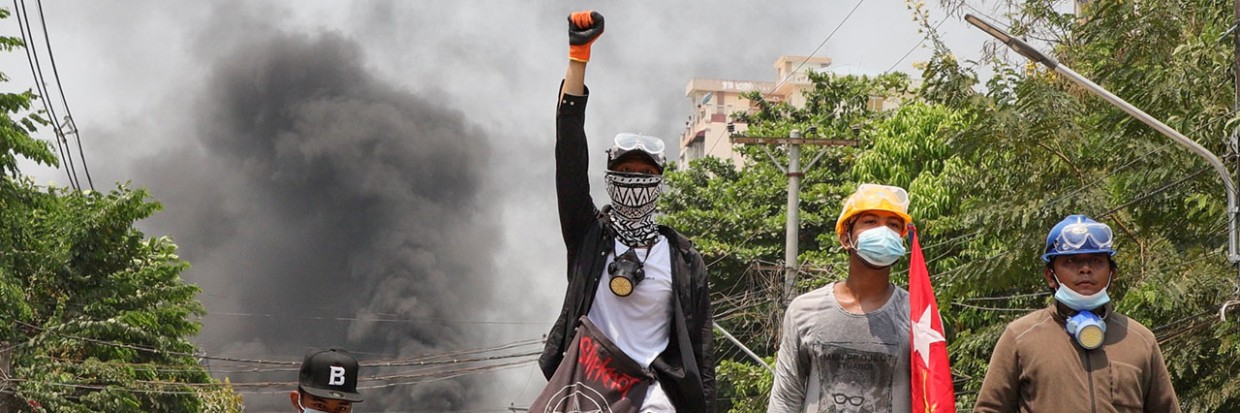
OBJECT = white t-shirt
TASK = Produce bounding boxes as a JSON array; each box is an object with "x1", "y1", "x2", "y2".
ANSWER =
[{"x1": 587, "y1": 236, "x2": 675, "y2": 412}]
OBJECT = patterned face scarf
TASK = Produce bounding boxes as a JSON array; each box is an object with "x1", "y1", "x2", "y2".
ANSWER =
[{"x1": 604, "y1": 171, "x2": 662, "y2": 246}]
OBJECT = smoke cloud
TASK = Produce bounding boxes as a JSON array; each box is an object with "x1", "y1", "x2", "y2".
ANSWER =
[
  {"x1": 4, "y1": 2, "x2": 996, "y2": 410},
  {"x1": 139, "y1": 30, "x2": 495, "y2": 410}
]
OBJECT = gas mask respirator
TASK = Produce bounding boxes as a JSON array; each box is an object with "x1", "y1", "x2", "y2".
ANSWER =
[
  {"x1": 1051, "y1": 272, "x2": 1111, "y2": 350},
  {"x1": 1065, "y1": 310, "x2": 1107, "y2": 350},
  {"x1": 607, "y1": 248, "x2": 646, "y2": 297}
]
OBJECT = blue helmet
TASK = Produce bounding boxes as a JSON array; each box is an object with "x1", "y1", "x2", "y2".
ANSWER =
[{"x1": 1042, "y1": 214, "x2": 1116, "y2": 262}]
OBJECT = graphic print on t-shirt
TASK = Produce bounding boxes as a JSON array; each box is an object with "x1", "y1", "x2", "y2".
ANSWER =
[{"x1": 813, "y1": 344, "x2": 896, "y2": 413}]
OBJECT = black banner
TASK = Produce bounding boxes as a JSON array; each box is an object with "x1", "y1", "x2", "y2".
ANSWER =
[{"x1": 529, "y1": 317, "x2": 655, "y2": 413}]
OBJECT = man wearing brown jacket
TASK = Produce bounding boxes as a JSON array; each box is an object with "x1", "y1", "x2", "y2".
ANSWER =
[{"x1": 974, "y1": 215, "x2": 1180, "y2": 412}]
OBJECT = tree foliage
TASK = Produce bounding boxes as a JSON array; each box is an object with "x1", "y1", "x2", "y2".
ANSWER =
[
  {"x1": 661, "y1": 71, "x2": 924, "y2": 412},
  {"x1": 663, "y1": 0, "x2": 1240, "y2": 411},
  {"x1": 0, "y1": 7, "x2": 241, "y2": 412}
]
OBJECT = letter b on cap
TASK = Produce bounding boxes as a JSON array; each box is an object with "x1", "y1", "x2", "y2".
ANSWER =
[{"x1": 329, "y1": 366, "x2": 346, "y2": 386}]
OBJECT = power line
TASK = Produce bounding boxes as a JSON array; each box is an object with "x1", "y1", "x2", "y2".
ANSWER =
[
  {"x1": 950, "y1": 302, "x2": 1039, "y2": 312},
  {"x1": 32, "y1": 0, "x2": 93, "y2": 190},
  {"x1": 958, "y1": 0, "x2": 1005, "y2": 28},
  {"x1": 2, "y1": 358, "x2": 537, "y2": 396},
  {"x1": 958, "y1": 292, "x2": 1049, "y2": 302},
  {"x1": 693, "y1": 0, "x2": 870, "y2": 160},
  {"x1": 886, "y1": 15, "x2": 951, "y2": 74},
  {"x1": 10, "y1": 0, "x2": 76, "y2": 190},
  {"x1": 702, "y1": 121, "x2": 736, "y2": 172},
  {"x1": 16, "y1": 320, "x2": 545, "y2": 369},
  {"x1": 206, "y1": 311, "x2": 553, "y2": 326},
  {"x1": 7, "y1": 325, "x2": 544, "y2": 400},
  {"x1": 33, "y1": 347, "x2": 542, "y2": 375},
  {"x1": 9, "y1": 0, "x2": 94, "y2": 190},
  {"x1": 17, "y1": 0, "x2": 80, "y2": 190},
  {"x1": 771, "y1": 0, "x2": 868, "y2": 93},
  {"x1": 15, "y1": 320, "x2": 296, "y2": 366}
]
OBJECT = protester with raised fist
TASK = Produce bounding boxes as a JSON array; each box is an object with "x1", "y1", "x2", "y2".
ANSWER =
[
  {"x1": 289, "y1": 348, "x2": 363, "y2": 413},
  {"x1": 530, "y1": 10, "x2": 715, "y2": 413}
]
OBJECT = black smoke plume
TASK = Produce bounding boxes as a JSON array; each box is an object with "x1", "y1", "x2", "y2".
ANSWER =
[{"x1": 139, "y1": 31, "x2": 496, "y2": 410}]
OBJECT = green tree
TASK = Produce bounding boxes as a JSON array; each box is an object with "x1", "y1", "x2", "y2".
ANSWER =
[
  {"x1": 660, "y1": 70, "x2": 941, "y2": 412},
  {"x1": 919, "y1": 0, "x2": 1240, "y2": 409},
  {"x1": 0, "y1": 7, "x2": 242, "y2": 412},
  {"x1": 665, "y1": 1, "x2": 1240, "y2": 410}
]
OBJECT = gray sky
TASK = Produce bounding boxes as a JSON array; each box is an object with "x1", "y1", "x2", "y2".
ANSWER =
[{"x1": 2, "y1": 1, "x2": 1000, "y2": 411}]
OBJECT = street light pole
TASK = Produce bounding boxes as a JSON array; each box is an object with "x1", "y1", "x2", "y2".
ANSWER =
[{"x1": 964, "y1": 14, "x2": 1240, "y2": 315}]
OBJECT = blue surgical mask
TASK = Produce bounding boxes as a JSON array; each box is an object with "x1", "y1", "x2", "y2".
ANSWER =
[
  {"x1": 1052, "y1": 272, "x2": 1111, "y2": 311},
  {"x1": 853, "y1": 227, "x2": 906, "y2": 267}
]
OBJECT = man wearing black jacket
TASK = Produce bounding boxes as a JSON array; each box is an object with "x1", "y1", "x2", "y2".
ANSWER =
[{"x1": 537, "y1": 10, "x2": 714, "y2": 412}]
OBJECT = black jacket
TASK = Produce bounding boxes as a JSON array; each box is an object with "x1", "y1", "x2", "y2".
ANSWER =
[{"x1": 539, "y1": 87, "x2": 715, "y2": 412}]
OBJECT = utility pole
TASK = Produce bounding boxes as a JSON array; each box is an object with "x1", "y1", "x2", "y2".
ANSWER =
[
  {"x1": 732, "y1": 127, "x2": 858, "y2": 304},
  {"x1": 1232, "y1": 0, "x2": 1240, "y2": 267}
]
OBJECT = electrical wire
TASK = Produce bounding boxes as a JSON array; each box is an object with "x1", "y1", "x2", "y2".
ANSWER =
[
  {"x1": 32, "y1": 0, "x2": 92, "y2": 190},
  {"x1": 2, "y1": 358, "x2": 536, "y2": 395},
  {"x1": 16, "y1": 0, "x2": 80, "y2": 191},
  {"x1": 10, "y1": 0, "x2": 75, "y2": 189},
  {"x1": 17, "y1": 320, "x2": 544, "y2": 368},
  {"x1": 704, "y1": 0, "x2": 868, "y2": 167},
  {"x1": 886, "y1": 15, "x2": 951, "y2": 74},
  {"x1": 5, "y1": 326, "x2": 545, "y2": 401},
  {"x1": 205, "y1": 312, "x2": 554, "y2": 326},
  {"x1": 771, "y1": 0, "x2": 868, "y2": 93}
]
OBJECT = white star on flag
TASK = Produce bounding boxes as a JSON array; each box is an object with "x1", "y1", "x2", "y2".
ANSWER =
[{"x1": 913, "y1": 306, "x2": 946, "y2": 367}]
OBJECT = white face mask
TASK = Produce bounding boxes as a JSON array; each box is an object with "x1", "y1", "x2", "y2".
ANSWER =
[
  {"x1": 296, "y1": 393, "x2": 332, "y2": 413},
  {"x1": 1052, "y1": 272, "x2": 1111, "y2": 311}
]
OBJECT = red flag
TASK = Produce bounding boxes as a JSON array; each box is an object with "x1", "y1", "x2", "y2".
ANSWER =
[{"x1": 908, "y1": 225, "x2": 956, "y2": 413}]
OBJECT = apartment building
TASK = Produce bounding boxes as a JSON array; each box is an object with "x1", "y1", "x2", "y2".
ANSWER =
[{"x1": 678, "y1": 55, "x2": 831, "y2": 168}]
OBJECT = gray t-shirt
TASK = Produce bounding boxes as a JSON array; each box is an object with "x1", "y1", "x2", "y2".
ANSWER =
[{"x1": 768, "y1": 282, "x2": 911, "y2": 413}]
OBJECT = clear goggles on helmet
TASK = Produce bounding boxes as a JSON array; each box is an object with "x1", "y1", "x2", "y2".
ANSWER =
[
  {"x1": 612, "y1": 133, "x2": 665, "y2": 156},
  {"x1": 851, "y1": 184, "x2": 909, "y2": 211},
  {"x1": 1052, "y1": 222, "x2": 1114, "y2": 252}
]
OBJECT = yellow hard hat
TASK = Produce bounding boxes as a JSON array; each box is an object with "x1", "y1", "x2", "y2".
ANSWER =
[{"x1": 835, "y1": 183, "x2": 913, "y2": 241}]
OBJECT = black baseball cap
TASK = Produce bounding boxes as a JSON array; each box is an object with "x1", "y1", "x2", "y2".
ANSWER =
[{"x1": 298, "y1": 348, "x2": 364, "y2": 402}]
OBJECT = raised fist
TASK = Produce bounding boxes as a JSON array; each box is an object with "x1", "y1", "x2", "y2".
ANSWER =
[{"x1": 568, "y1": 11, "x2": 604, "y2": 62}]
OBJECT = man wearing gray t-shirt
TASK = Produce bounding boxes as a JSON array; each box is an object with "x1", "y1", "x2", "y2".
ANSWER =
[{"x1": 769, "y1": 184, "x2": 914, "y2": 413}]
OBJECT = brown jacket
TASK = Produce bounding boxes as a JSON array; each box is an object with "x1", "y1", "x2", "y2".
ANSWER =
[{"x1": 974, "y1": 302, "x2": 1180, "y2": 413}]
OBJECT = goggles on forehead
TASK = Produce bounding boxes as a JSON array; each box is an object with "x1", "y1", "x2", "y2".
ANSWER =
[
  {"x1": 835, "y1": 183, "x2": 913, "y2": 239},
  {"x1": 852, "y1": 184, "x2": 909, "y2": 209},
  {"x1": 1052, "y1": 222, "x2": 1114, "y2": 252},
  {"x1": 612, "y1": 133, "x2": 666, "y2": 155}
]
